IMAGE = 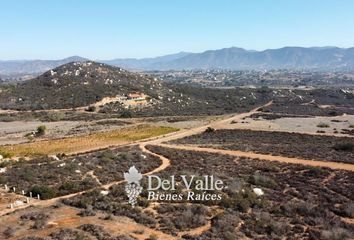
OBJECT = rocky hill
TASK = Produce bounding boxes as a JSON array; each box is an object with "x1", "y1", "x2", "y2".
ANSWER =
[
  {"x1": 0, "y1": 61, "x2": 274, "y2": 114},
  {"x1": 0, "y1": 61, "x2": 169, "y2": 110},
  {"x1": 1, "y1": 61, "x2": 352, "y2": 117}
]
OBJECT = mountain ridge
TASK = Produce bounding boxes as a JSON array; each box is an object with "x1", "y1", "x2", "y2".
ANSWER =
[{"x1": 1, "y1": 47, "x2": 354, "y2": 76}]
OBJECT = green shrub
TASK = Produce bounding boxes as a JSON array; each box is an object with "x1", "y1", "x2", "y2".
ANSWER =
[
  {"x1": 317, "y1": 123, "x2": 330, "y2": 128},
  {"x1": 120, "y1": 109, "x2": 133, "y2": 118},
  {"x1": 307, "y1": 166, "x2": 327, "y2": 176},
  {"x1": 47, "y1": 112, "x2": 65, "y2": 121},
  {"x1": 0, "y1": 151, "x2": 14, "y2": 159},
  {"x1": 30, "y1": 185, "x2": 56, "y2": 199},
  {"x1": 248, "y1": 173, "x2": 278, "y2": 189},
  {"x1": 333, "y1": 142, "x2": 353, "y2": 152},
  {"x1": 147, "y1": 234, "x2": 158, "y2": 240},
  {"x1": 36, "y1": 125, "x2": 47, "y2": 136},
  {"x1": 205, "y1": 127, "x2": 215, "y2": 133}
]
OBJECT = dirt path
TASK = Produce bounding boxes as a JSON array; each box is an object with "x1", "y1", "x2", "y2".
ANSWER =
[
  {"x1": 157, "y1": 144, "x2": 354, "y2": 172},
  {"x1": 0, "y1": 143, "x2": 172, "y2": 217},
  {"x1": 145, "y1": 101, "x2": 273, "y2": 145}
]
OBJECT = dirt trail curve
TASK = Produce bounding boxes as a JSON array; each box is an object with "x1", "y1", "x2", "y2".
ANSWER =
[
  {"x1": 0, "y1": 144, "x2": 171, "y2": 217},
  {"x1": 0, "y1": 101, "x2": 271, "y2": 216}
]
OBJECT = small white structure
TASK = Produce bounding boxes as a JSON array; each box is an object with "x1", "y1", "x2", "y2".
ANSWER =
[
  {"x1": 57, "y1": 163, "x2": 66, "y2": 167},
  {"x1": 75, "y1": 170, "x2": 81, "y2": 174},
  {"x1": 49, "y1": 155, "x2": 60, "y2": 161},
  {"x1": 0, "y1": 167, "x2": 6, "y2": 173},
  {"x1": 22, "y1": 190, "x2": 25, "y2": 195},
  {"x1": 253, "y1": 188, "x2": 264, "y2": 196},
  {"x1": 100, "y1": 190, "x2": 109, "y2": 196},
  {"x1": 13, "y1": 200, "x2": 25, "y2": 207},
  {"x1": 29, "y1": 192, "x2": 33, "y2": 198},
  {"x1": 26, "y1": 197, "x2": 30, "y2": 204},
  {"x1": 141, "y1": 154, "x2": 147, "y2": 159}
]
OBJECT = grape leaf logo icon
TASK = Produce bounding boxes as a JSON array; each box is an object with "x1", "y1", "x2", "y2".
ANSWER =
[{"x1": 124, "y1": 166, "x2": 143, "y2": 207}]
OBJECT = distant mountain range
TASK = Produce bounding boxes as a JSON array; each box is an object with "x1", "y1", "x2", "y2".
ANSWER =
[
  {"x1": 0, "y1": 56, "x2": 88, "y2": 77},
  {"x1": 1, "y1": 47, "x2": 354, "y2": 77},
  {"x1": 107, "y1": 46, "x2": 353, "y2": 70}
]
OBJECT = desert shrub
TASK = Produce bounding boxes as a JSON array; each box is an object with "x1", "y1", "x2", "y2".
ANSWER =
[
  {"x1": 78, "y1": 224, "x2": 117, "y2": 240},
  {"x1": 85, "y1": 105, "x2": 96, "y2": 112},
  {"x1": 321, "y1": 228, "x2": 351, "y2": 240},
  {"x1": 147, "y1": 234, "x2": 158, "y2": 240},
  {"x1": 349, "y1": 124, "x2": 354, "y2": 128},
  {"x1": 30, "y1": 185, "x2": 56, "y2": 199},
  {"x1": 36, "y1": 125, "x2": 47, "y2": 136},
  {"x1": 0, "y1": 160, "x2": 11, "y2": 168},
  {"x1": 220, "y1": 189, "x2": 265, "y2": 212},
  {"x1": 47, "y1": 112, "x2": 65, "y2": 121},
  {"x1": 0, "y1": 151, "x2": 14, "y2": 159},
  {"x1": 3, "y1": 227, "x2": 15, "y2": 238},
  {"x1": 204, "y1": 127, "x2": 215, "y2": 133},
  {"x1": 120, "y1": 109, "x2": 133, "y2": 118},
  {"x1": 31, "y1": 219, "x2": 47, "y2": 229},
  {"x1": 50, "y1": 228, "x2": 89, "y2": 240},
  {"x1": 0, "y1": 175, "x2": 6, "y2": 184},
  {"x1": 333, "y1": 142, "x2": 353, "y2": 152},
  {"x1": 343, "y1": 203, "x2": 354, "y2": 218},
  {"x1": 20, "y1": 212, "x2": 49, "y2": 221},
  {"x1": 257, "y1": 86, "x2": 271, "y2": 93},
  {"x1": 208, "y1": 211, "x2": 241, "y2": 240},
  {"x1": 100, "y1": 150, "x2": 116, "y2": 161},
  {"x1": 59, "y1": 182, "x2": 80, "y2": 192},
  {"x1": 328, "y1": 111, "x2": 338, "y2": 116},
  {"x1": 20, "y1": 212, "x2": 49, "y2": 230},
  {"x1": 317, "y1": 123, "x2": 330, "y2": 128},
  {"x1": 19, "y1": 237, "x2": 47, "y2": 240},
  {"x1": 307, "y1": 166, "x2": 328, "y2": 176},
  {"x1": 155, "y1": 204, "x2": 208, "y2": 232},
  {"x1": 248, "y1": 173, "x2": 277, "y2": 189},
  {"x1": 79, "y1": 205, "x2": 96, "y2": 217}
]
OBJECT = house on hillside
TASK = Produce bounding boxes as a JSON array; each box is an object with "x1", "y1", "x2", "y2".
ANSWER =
[{"x1": 127, "y1": 92, "x2": 146, "y2": 101}]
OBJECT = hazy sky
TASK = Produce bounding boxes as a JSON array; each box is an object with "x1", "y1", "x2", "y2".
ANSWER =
[{"x1": 1, "y1": 0, "x2": 354, "y2": 59}]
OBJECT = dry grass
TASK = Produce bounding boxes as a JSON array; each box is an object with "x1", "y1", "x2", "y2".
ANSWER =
[{"x1": 0, "y1": 125, "x2": 178, "y2": 157}]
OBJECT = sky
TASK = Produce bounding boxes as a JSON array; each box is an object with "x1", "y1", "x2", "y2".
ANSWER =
[{"x1": 1, "y1": 0, "x2": 354, "y2": 60}]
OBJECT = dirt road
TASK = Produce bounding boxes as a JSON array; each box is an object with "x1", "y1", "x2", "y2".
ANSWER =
[{"x1": 157, "y1": 143, "x2": 354, "y2": 172}]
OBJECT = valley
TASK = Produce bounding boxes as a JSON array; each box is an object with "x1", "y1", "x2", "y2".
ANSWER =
[{"x1": 0, "y1": 61, "x2": 353, "y2": 240}]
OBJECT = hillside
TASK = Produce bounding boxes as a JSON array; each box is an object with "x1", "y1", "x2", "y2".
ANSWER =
[
  {"x1": 0, "y1": 61, "x2": 274, "y2": 114},
  {"x1": 0, "y1": 61, "x2": 169, "y2": 110}
]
